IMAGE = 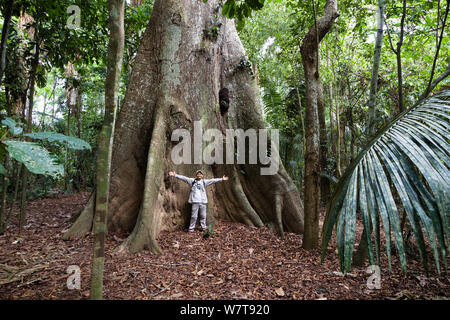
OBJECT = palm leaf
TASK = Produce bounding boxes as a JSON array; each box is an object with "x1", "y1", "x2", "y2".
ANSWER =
[{"x1": 321, "y1": 89, "x2": 450, "y2": 275}]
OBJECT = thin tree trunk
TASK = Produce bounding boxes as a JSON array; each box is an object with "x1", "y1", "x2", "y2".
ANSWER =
[
  {"x1": 0, "y1": 163, "x2": 20, "y2": 234},
  {"x1": 76, "y1": 88, "x2": 83, "y2": 191},
  {"x1": 355, "y1": 0, "x2": 385, "y2": 265},
  {"x1": 385, "y1": 0, "x2": 406, "y2": 114},
  {"x1": 366, "y1": 0, "x2": 385, "y2": 137},
  {"x1": 331, "y1": 28, "x2": 342, "y2": 178},
  {"x1": 90, "y1": 0, "x2": 124, "y2": 300},
  {"x1": 396, "y1": 0, "x2": 406, "y2": 113},
  {"x1": 0, "y1": 158, "x2": 8, "y2": 229},
  {"x1": 338, "y1": 102, "x2": 345, "y2": 173},
  {"x1": 295, "y1": 85, "x2": 306, "y2": 158},
  {"x1": 41, "y1": 90, "x2": 47, "y2": 127},
  {"x1": 0, "y1": 0, "x2": 14, "y2": 85},
  {"x1": 348, "y1": 106, "x2": 355, "y2": 162},
  {"x1": 417, "y1": 0, "x2": 449, "y2": 102},
  {"x1": 300, "y1": 0, "x2": 339, "y2": 250},
  {"x1": 64, "y1": 63, "x2": 75, "y2": 191},
  {"x1": 318, "y1": 82, "x2": 330, "y2": 204},
  {"x1": 326, "y1": 45, "x2": 336, "y2": 161},
  {"x1": 19, "y1": 26, "x2": 40, "y2": 232}
]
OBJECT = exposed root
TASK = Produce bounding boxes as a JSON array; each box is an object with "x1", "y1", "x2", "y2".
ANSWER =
[
  {"x1": 62, "y1": 192, "x2": 95, "y2": 240},
  {"x1": 230, "y1": 168, "x2": 264, "y2": 227},
  {"x1": 274, "y1": 193, "x2": 284, "y2": 237},
  {"x1": 116, "y1": 105, "x2": 167, "y2": 254}
]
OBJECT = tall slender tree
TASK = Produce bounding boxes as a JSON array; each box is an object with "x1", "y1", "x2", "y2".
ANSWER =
[
  {"x1": 90, "y1": 0, "x2": 125, "y2": 300},
  {"x1": 355, "y1": 0, "x2": 385, "y2": 266},
  {"x1": 19, "y1": 15, "x2": 40, "y2": 232},
  {"x1": 0, "y1": 0, "x2": 14, "y2": 85},
  {"x1": 385, "y1": 0, "x2": 406, "y2": 114},
  {"x1": 366, "y1": 0, "x2": 385, "y2": 136},
  {"x1": 300, "y1": 0, "x2": 339, "y2": 250}
]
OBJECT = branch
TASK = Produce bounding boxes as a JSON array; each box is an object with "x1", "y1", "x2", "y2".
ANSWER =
[
  {"x1": 424, "y1": 0, "x2": 449, "y2": 97},
  {"x1": 300, "y1": 0, "x2": 339, "y2": 51},
  {"x1": 384, "y1": 17, "x2": 397, "y2": 54},
  {"x1": 417, "y1": 61, "x2": 450, "y2": 103}
]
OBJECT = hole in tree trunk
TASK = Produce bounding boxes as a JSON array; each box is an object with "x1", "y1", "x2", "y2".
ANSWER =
[{"x1": 219, "y1": 88, "x2": 230, "y2": 116}]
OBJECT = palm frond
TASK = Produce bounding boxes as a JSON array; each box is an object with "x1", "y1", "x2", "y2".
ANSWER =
[{"x1": 321, "y1": 89, "x2": 450, "y2": 275}]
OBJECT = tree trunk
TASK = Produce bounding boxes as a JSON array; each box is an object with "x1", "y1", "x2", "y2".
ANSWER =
[
  {"x1": 417, "y1": 0, "x2": 449, "y2": 103},
  {"x1": 90, "y1": 0, "x2": 124, "y2": 300},
  {"x1": 300, "y1": 0, "x2": 338, "y2": 250},
  {"x1": 385, "y1": 0, "x2": 406, "y2": 114},
  {"x1": 75, "y1": 87, "x2": 83, "y2": 191},
  {"x1": 395, "y1": 0, "x2": 406, "y2": 113},
  {"x1": 355, "y1": 0, "x2": 385, "y2": 266},
  {"x1": 66, "y1": 0, "x2": 304, "y2": 253},
  {"x1": 0, "y1": 0, "x2": 14, "y2": 85},
  {"x1": 318, "y1": 82, "x2": 330, "y2": 204},
  {"x1": 326, "y1": 45, "x2": 336, "y2": 164},
  {"x1": 19, "y1": 25, "x2": 40, "y2": 232},
  {"x1": 330, "y1": 28, "x2": 342, "y2": 178},
  {"x1": 366, "y1": 0, "x2": 385, "y2": 137}
]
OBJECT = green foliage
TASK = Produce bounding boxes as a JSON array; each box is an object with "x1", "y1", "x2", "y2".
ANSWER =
[
  {"x1": 0, "y1": 117, "x2": 91, "y2": 179},
  {"x1": 203, "y1": 0, "x2": 265, "y2": 30},
  {"x1": 3, "y1": 140, "x2": 63, "y2": 178},
  {"x1": 23, "y1": 132, "x2": 91, "y2": 150},
  {"x1": 1, "y1": 118, "x2": 23, "y2": 136},
  {"x1": 321, "y1": 90, "x2": 450, "y2": 275}
]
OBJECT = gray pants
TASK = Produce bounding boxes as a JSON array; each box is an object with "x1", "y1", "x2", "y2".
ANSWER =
[{"x1": 189, "y1": 203, "x2": 207, "y2": 232}]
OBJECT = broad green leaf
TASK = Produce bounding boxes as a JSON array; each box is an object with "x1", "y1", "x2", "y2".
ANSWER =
[
  {"x1": 23, "y1": 132, "x2": 91, "y2": 150},
  {"x1": 1, "y1": 117, "x2": 23, "y2": 136},
  {"x1": 3, "y1": 140, "x2": 63, "y2": 178}
]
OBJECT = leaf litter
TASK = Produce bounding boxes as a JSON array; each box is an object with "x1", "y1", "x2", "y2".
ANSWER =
[{"x1": 0, "y1": 192, "x2": 448, "y2": 300}]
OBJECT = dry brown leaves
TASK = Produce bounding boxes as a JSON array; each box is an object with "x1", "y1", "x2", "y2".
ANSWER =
[{"x1": 0, "y1": 192, "x2": 448, "y2": 300}]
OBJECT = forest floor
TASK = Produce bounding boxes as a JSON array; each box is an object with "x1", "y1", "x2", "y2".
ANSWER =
[{"x1": 0, "y1": 192, "x2": 448, "y2": 300}]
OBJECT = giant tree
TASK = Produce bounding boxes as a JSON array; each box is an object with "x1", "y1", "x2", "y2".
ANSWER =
[{"x1": 65, "y1": 0, "x2": 304, "y2": 253}]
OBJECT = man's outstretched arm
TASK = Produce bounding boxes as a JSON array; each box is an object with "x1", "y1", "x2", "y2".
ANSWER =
[
  {"x1": 204, "y1": 175, "x2": 229, "y2": 187},
  {"x1": 168, "y1": 171, "x2": 194, "y2": 184}
]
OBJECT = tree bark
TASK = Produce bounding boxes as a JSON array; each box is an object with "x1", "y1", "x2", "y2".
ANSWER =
[
  {"x1": 385, "y1": 0, "x2": 406, "y2": 114},
  {"x1": 417, "y1": 0, "x2": 449, "y2": 103},
  {"x1": 355, "y1": 0, "x2": 385, "y2": 266},
  {"x1": 366, "y1": 0, "x2": 385, "y2": 137},
  {"x1": 66, "y1": 0, "x2": 304, "y2": 253},
  {"x1": 300, "y1": 0, "x2": 339, "y2": 250},
  {"x1": 0, "y1": 0, "x2": 14, "y2": 85},
  {"x1": 19, "y1": 24, "x2": 40, "y2": 232},
  {"x1": 395, "y1": 0, "x2": 406, "y2": 113},
  {"x1": 318, "y1": 82, "x2": 330, "y2": 204},
  {"x1": 90, "y1": 0, "x2": 124, "y2": 300}
]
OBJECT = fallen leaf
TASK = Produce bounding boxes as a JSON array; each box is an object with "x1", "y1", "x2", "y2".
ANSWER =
[{"x1": 275, "y1": 287, "x2": 285, "y2": 297}]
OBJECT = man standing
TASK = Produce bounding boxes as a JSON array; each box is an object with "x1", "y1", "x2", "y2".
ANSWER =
[{"x1": 168, "y1": 170, "x2": 228, "y2": 232}]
